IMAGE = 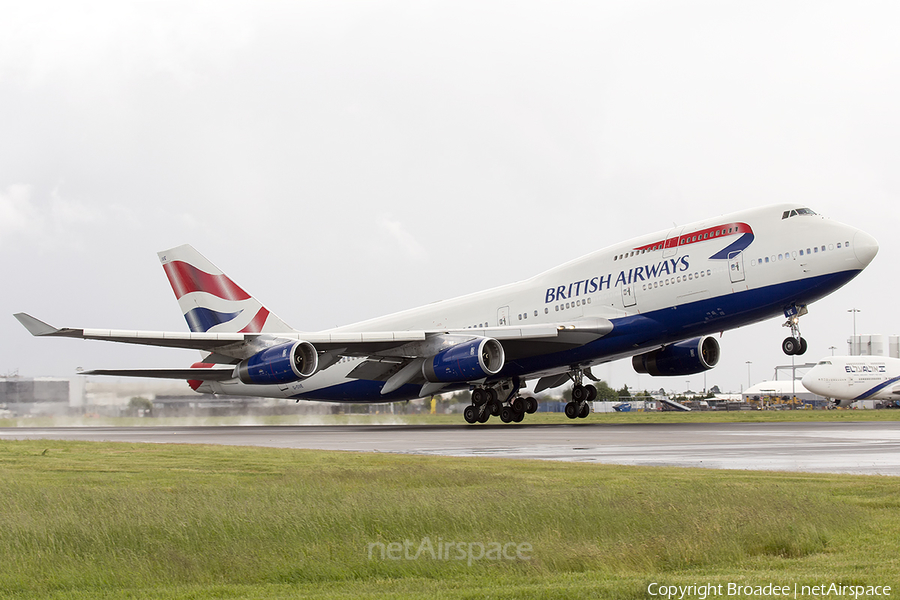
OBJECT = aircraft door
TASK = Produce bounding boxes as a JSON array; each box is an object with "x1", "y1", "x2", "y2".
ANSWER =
[
  {"x1": 621, "y1": 283, "x2": 637, "y2": 308},
  {"x1": 497, "y1": 306, "x2": 510, "y2": 326},
  {"x1": 663, "y1": 227, "x2": 684, "y2": 258},
  {"x1": 728, "y1": 251, "x2": 745, "y2": 283}
]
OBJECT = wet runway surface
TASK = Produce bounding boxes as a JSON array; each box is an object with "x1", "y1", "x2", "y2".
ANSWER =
[{"x1": 2, "y1": 421, "x2": 899, "y2": 476}]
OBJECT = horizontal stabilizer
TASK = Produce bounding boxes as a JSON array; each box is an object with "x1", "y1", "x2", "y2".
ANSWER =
[
  {"x1": 79, "y1": 367, "x2": 236, "y2": 381},
  {"x1": 14, "y1": 313, "x2": 60, "y2": 336}
]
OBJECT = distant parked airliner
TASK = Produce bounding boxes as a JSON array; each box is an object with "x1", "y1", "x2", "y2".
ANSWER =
[
  {"x1": 803, "y1": 355, "x2": 900, "y2": 407},
  {"x1": 16, "y1": 204, "x2": 877, "y2": 424}
]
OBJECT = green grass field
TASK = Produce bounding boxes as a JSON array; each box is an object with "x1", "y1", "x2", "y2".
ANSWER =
[
  {"x1": 2, "y1": 406, "x2": 899, "y2": 428},
  {"x1": 0, "y1": 440, "x2": 898, "y2": 599}
]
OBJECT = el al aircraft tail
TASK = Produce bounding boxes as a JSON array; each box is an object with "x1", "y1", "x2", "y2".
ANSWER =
[{"x1": 158, "y1": 244, "x2": 294, "y2": 334}]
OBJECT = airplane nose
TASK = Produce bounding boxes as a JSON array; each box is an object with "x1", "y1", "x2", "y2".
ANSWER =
[
  {"x1": 801, "y1": 370, "x2": 825, "y2": 395},
  {"x1": 800, "y1": 371, "x2": 813, "y2": 389},
  {"x1": 852, "y1": 230, "x2": 879, "y2": 267}
]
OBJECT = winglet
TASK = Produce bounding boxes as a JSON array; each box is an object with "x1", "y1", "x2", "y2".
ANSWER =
[{"x1": 13, "y1": 313, "x2": 60, "y2": 336}]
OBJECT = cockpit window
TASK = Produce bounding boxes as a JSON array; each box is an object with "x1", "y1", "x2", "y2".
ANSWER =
[
  {"x1": 782, "y1": 207, "x2": 818, "y2": 219},
  {"x1": 817, "y1": 360, "x2": 831, "y2": 365}
]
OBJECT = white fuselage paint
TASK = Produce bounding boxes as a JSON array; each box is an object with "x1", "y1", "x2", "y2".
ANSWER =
[{"x1": 201, "y1": 204, "x2": 878, "y2": 402}]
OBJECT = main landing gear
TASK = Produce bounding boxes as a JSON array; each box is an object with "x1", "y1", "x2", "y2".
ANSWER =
[
  {"x1": 463, "y1": 381, "x2": 538, "y2": 424},
  {"x1": 565, "y1": 368, "x2": 594, "y2": 419},
  {"x1": 782, "y1": 304, "x2": 809, "y2": 356}
]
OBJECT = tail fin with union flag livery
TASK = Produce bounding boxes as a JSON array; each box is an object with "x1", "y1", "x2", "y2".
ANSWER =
[{"x1": 157, "y1": 244, "x2": 294, "y2": 334}]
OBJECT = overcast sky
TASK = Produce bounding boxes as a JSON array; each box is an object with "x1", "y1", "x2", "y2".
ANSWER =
[{"x1": 2, "y1": 1, "x2": 898, "y2": 394}]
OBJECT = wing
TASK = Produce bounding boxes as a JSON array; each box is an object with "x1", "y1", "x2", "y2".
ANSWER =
[
  {"x1": 15, "y1": 312, "x2": 610, "y2": 358},
  {"x1": 14, "y1": 312, "x2": 613, "y2": 388}
]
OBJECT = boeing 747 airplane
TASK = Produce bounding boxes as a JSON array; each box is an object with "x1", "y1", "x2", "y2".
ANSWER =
[
  {"x1": 15, "y1": 204, "x2": 878, "y2": 423},
  {"x1": 803, "y1": 356, "x2": 900, "y2": 407}
]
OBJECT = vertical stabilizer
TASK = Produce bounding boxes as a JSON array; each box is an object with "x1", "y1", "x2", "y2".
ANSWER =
[{"x1": 158, "y1": 244, "x2": 294, "y2": 334}]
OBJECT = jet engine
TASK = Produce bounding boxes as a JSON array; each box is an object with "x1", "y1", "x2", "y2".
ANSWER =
[
  {"x1": 832, "y1": 398, "x2": 856, "y2": 408},
  {"x1": 237, "y1": 341, "x2": 319, "y2": 385},
  {"x1": 423, "y1": 337, "x2": 505, "y2": 383},
  {"x1": 632, "y1": 336, "x2": 720, "y2": 377}
]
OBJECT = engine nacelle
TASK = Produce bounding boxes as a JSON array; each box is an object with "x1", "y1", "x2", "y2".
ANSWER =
[
  {"x1": 832, "y1": 398, "x2": 856, "y2": 408},
  {"x1": 237, "y1": 341, "x2": 318, "y2": 385},
  {"x1": 423, "y1": 337, "x2": 505, "y2": 383},
  {"x1": 632, "y1": 336, "x2": 720, "y2": 377}
]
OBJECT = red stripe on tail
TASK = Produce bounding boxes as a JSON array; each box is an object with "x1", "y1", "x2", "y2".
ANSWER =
[
  {"x1": 239, "y1": 307, "x2": 270, "y2": 333},
  {"x1": 163, "y1": 261, "x2": 251, "y2": 301}
]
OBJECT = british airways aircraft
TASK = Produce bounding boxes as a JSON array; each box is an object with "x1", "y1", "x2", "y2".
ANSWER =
[
  {"x1": 15, "y1": 204, "x2": 878, "y2": 424},
  {"x1": 802, "y1": 356, "x2": 900, "y2": 407}
]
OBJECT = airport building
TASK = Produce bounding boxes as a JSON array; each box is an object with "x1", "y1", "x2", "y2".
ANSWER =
[
  {"x1": 848, "y1": 334, "x2": 899, "y2": 357},
  {"x1": 0, "y1": 377, "x2": 73, "y2": 417}
]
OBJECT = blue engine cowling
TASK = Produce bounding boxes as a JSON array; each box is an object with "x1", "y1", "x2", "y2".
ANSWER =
[
  {"x1": 237, "y1": 341, "x2": 319, "y2": 385},
  {"x1": 422, "y1": 337, "x2": 505, "y2": 383},
  {"x1": 632, "y1": 336, "x2": 720, "y2": 377}
]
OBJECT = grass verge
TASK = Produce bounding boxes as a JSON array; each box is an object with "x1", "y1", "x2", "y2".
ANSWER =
[
  {"x1": 0, "y1": 441, "x2": 897, "y2": 599},
  {"x1": 1, "y1": 407, "x2": 899, "y2": 428}
]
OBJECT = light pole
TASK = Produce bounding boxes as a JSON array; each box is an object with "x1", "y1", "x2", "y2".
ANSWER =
[
  {"x1": 829, "y1": 346, "x2": 836, "y2": 356},
  {"x1": 848, "y1": 308, "x2": 861, "y2": 354},
  {"x1": 746, "y1": 361, "x2": 752, "y2": 389}
]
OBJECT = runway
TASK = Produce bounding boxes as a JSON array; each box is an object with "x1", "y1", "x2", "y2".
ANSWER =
[{"x1": 3, "y1": 421, "x2": 900, "y2": 476}]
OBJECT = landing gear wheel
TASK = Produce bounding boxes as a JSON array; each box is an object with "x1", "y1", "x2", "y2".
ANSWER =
[
  {"x1": 489, "y1": 398, "x2": 502, "y2": 416},
  {"x1": 471, "y1": 388, "x2": 487, "y2": 406},
  {"x1": 510, "y1": 396, "x2": 525, "y2": 413},
  {"x1": 525, "y1": 397, "x2": 538, "y2": 414},
  {"x1": 585, "y1": 384, "x2": 597, "y2": 402},
  {"x1": 578, "y1": 402, "x2": 590, "y2": 418},
  {"x1": 782, "y1": 337, "x2": 801, "y2": 355},
  {"x1": 798, "y1": 337, "x2": 808, "y2": 355},
  {"x1": 572, "y1": 384, "x2": 588, "y2": 403},
  {"x1": 463, "y1": 405, "x2": 478, "y2": 424},
  {"x1": 512, "y1": 409, "x2": 524, "y2": 423},
  {"x1": 500, "y1": 406, "x2": 514, "y2": 423},
  {"x1": 564, "y1": 401, "x2": 579, "y2": 419}
]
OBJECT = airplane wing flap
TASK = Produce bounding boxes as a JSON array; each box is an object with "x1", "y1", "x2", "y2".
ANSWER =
[{"x1": 345, "y1": 357, "x2": 405, "y2": 381}]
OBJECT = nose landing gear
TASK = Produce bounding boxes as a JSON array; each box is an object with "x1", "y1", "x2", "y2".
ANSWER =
[{"x1": 782, "y1": 304, "x2": 808, "y2": 356}]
